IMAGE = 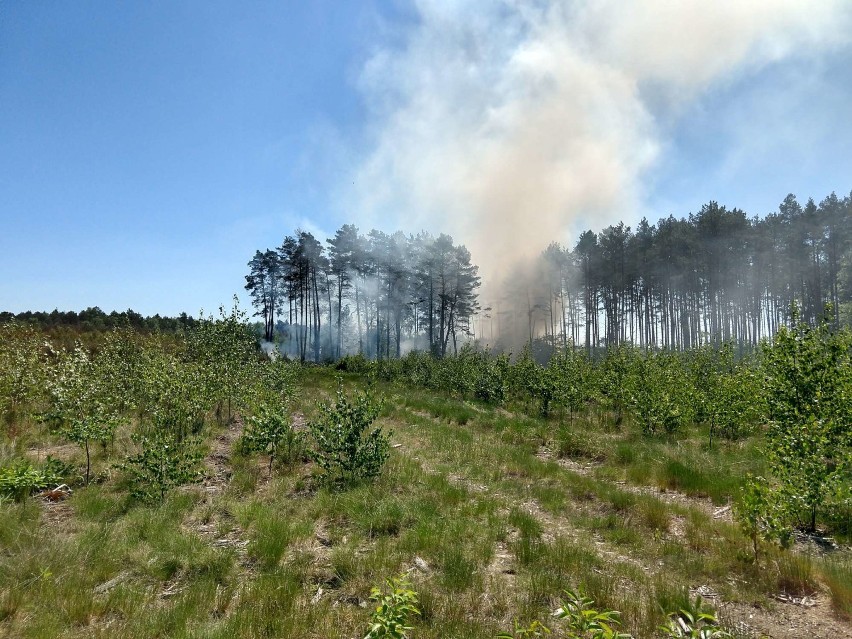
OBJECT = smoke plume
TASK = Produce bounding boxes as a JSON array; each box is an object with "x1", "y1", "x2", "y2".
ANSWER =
[{"x1": 351, "y1": 0, "x2": 851, "y2": 292}]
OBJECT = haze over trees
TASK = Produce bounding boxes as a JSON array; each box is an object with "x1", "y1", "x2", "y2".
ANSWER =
[
  {"x1": 245, "y1": 228, "x2": 480, "y2": 361},
  {"x1": 246, "y1": 189, "x2": 852, "y2": 359},
  {"x1": 508, "y1": 190, "x2": 852, "y2": 354}
]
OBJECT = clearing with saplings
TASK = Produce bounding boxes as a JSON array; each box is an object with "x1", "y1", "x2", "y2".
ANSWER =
[{"x1": 0, "y1": 302, "x2": 849, "y2": 638}]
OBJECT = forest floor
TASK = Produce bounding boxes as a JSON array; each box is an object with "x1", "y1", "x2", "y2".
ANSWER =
[{"x1": 1, "y1": 367, "x2": 850, "y2": 638}]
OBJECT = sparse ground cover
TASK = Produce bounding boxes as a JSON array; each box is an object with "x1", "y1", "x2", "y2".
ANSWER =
[{"x1": 1, "y1": 318, "x2": 850, "y2": 638}]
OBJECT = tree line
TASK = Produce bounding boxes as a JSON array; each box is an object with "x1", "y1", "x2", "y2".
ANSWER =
[
  {"x1": 245, "y1": 226, "x2": 480, "y2": 361},
  {"x1": 0, "y1": 307, "x2": 197, "y2": 334},
  {"x1": 510, "y1": 190, "x2": 852, "y2": 353}
]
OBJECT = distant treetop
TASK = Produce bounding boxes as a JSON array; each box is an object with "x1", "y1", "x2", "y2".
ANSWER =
[{"x1": 0, "y1": 308, "x2": 196, "y2": 334}]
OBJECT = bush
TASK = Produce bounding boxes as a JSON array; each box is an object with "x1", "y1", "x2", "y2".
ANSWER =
[
  {"x1": 473, "y1": 352, "x2": 510, "y2": 404},
  {"x1": 308, "y1": 383, "x2": 389, "y2": 487},
  {"x1": 0, "y1": 322, "x2": 46, "y2": 427},
  {"x1": 553, "y1": 588, "x2": 632, "y2": 638},
  {"x1": 733, "y1": 475, "x2": 791, "y2": 559},
  {"x1": 761, "y1": 304, "x2": 852, "y2": 532},
  {"x1": 600, "y1": 345, "x2": 640, "y2": 425},
  {"x1": 707, "y1": 366, "x2": 762, "y2": 444},
  {"x1": 630, "y1": 354, "x2": 688, "y2": 436},
  {"x1": 335, "y1": 353, "x2": 374, "y2": 374},
  {"x1": 121, "y1": 430, "x2": 203, "y2": 502},
  {"x1": 240, "y1": 405, "x2": 304, "y2": 471},
  {"x1": 659, "y1": 595, "x2": 731, "y2": 638},
  {"x1": 63, "y1": 416, "x2": 119, "y2": 486}
]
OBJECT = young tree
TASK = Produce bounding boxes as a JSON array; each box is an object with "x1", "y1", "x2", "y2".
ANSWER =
[
  {"x1": 46, "y1": 343, "x2": 120, "y2": 485},
  {"x1": 122, "y1": 430, "x2": 203, "y2": 502},
  {"x1": 240, "y1": 405, "x2": 303, "y2": 472},
  {"x1": 308, "y1": 384, "x2": 389, "y2": 486},
  {"x1": 0, "y1": 322, "x2": 46, "y2": 427},
  {"x1": 188, "y1": 298, "x2": 259, "y2": 423},
  {"x1": 762, "y1": 303, "x2": 852, "y2": 532}
]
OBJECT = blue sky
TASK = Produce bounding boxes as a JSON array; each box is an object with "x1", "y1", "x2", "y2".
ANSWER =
[{"x1": 2, "y1": 1, "x2": 851, "y2": 315}]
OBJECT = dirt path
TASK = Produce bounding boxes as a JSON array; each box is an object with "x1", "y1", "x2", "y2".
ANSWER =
[{"x1": 184, "y1": 417, "x2": 250, "y2": 560}]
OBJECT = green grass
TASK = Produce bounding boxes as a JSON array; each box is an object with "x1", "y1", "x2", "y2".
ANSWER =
[
  {"x1": 555, "y1": 424, "x2": 608, "y2": 461},
  {"x1": 775, "y1": 552, "x2": 818, "y2": 597},
  {"x1": 820, "y1": 555, "x2": 852, "y2": 620},
  {"x1": 0, "y1": 367, "x2": 849, "y2": 639}
]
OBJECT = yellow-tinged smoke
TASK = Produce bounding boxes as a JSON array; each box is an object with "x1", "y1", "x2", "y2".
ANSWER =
[{"x1": 352, "y1": 0, "x2": 851, "y2": 291}]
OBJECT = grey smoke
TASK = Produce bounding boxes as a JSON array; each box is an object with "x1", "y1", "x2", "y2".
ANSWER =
[{"x1": 350, "y1": 0, "x2": 852, "y2": 292}]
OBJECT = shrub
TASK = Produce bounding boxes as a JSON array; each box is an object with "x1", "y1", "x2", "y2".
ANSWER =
[
  {"x1": 186, "y1": 299, "x2": 261, "y2": 424},
  {"x1": 474, "y1": 353, "x2": 510, "y2": 404},
  {"x1": 705, "y1": 365, "x2": 763, "y2": 445},
  {"x1": 63, "y1": 415, "x2": 119, "y2": 485},
  {"x1": 308, "y1": 384, "x2": 389, "y2": 487},
  {"x1": 240, "y1": 405, "x2": 304, "y2": 471},
  {"x1": 761, "y1": 304, "x2": 852, "y2": 532},
  {"x1": 548, "y1": 350, "x2": 595, "y2": 421},
  {"x1": 0, "y1": 458, "x2": 64, "y2": 502},
  {"x1": 600, "y1": 345, "x2": 640, "y2": 426},
  {"x1": 41, "y1": 455, "x2": 75, "y2": 486},
  {"x1": 733, "y1": 475, "x2": 791, "y2": 559},
  {"x1": 335, "y1": 353, "x2": 373, "y2": 374},
  {"x1": 499, "y1": 587, "x2": 633, "y2": 638},
  {"x1": 553, "y1": 588, "x2": 632, "y2": 638},
  {"x1": 0, "y1": 322, "x2": 46, "y2": 426},
  {"x1": 121, "y1": 430, "x2": 203, "y2": 502},
  {"x1": 45, "y1": 342, "x2": 123, "y2": 482}
]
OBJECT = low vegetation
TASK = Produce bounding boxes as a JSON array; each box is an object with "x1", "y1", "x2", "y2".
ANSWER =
[{"x1": 0, "y1": 307, "x2": 849, "y2": 638}]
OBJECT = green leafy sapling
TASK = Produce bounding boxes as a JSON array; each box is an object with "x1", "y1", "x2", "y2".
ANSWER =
[
  {"x1": 240, "y1": 405, "x2": 303, "y2": 472},
  {"x1": 0, "y1": 321, "x2": 46, "y2": 427},
  {"x1": 121, "y1": 430, "x2": 203, "y2": 502},
  {"x1": 733, "y1": 475, "x2": 791, "y2": 559},
  {"x1": 308, "y1": 382, "x2": 389, "y2": 487},
  {"x1": 64, "y1": 412, "x2": 119, "y2": 486},
  {"x1": 0, "y1": 456, "x2": 69, "y2": 502},
  {"x1": 659, "y1": 595, "x2": 731, "y2": 638},
  {"x1": 553, "y1": 588, "x2": 633, "y2": 638},
  {"x1": 761, "y1": 303, "x2": 852, "y2": 532},
  {"x1": 187, "y1": 298, "x2": 259, "y2": 424},
  {"x1": 46, "y1": 343, "x2": 122, "y2": 484},
  {"x1": 0, "y1": 460, "x2": 48, "y2": 502},
  {"x1": 364, "y1": 574, "x2": 420, "y2": 639}
]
